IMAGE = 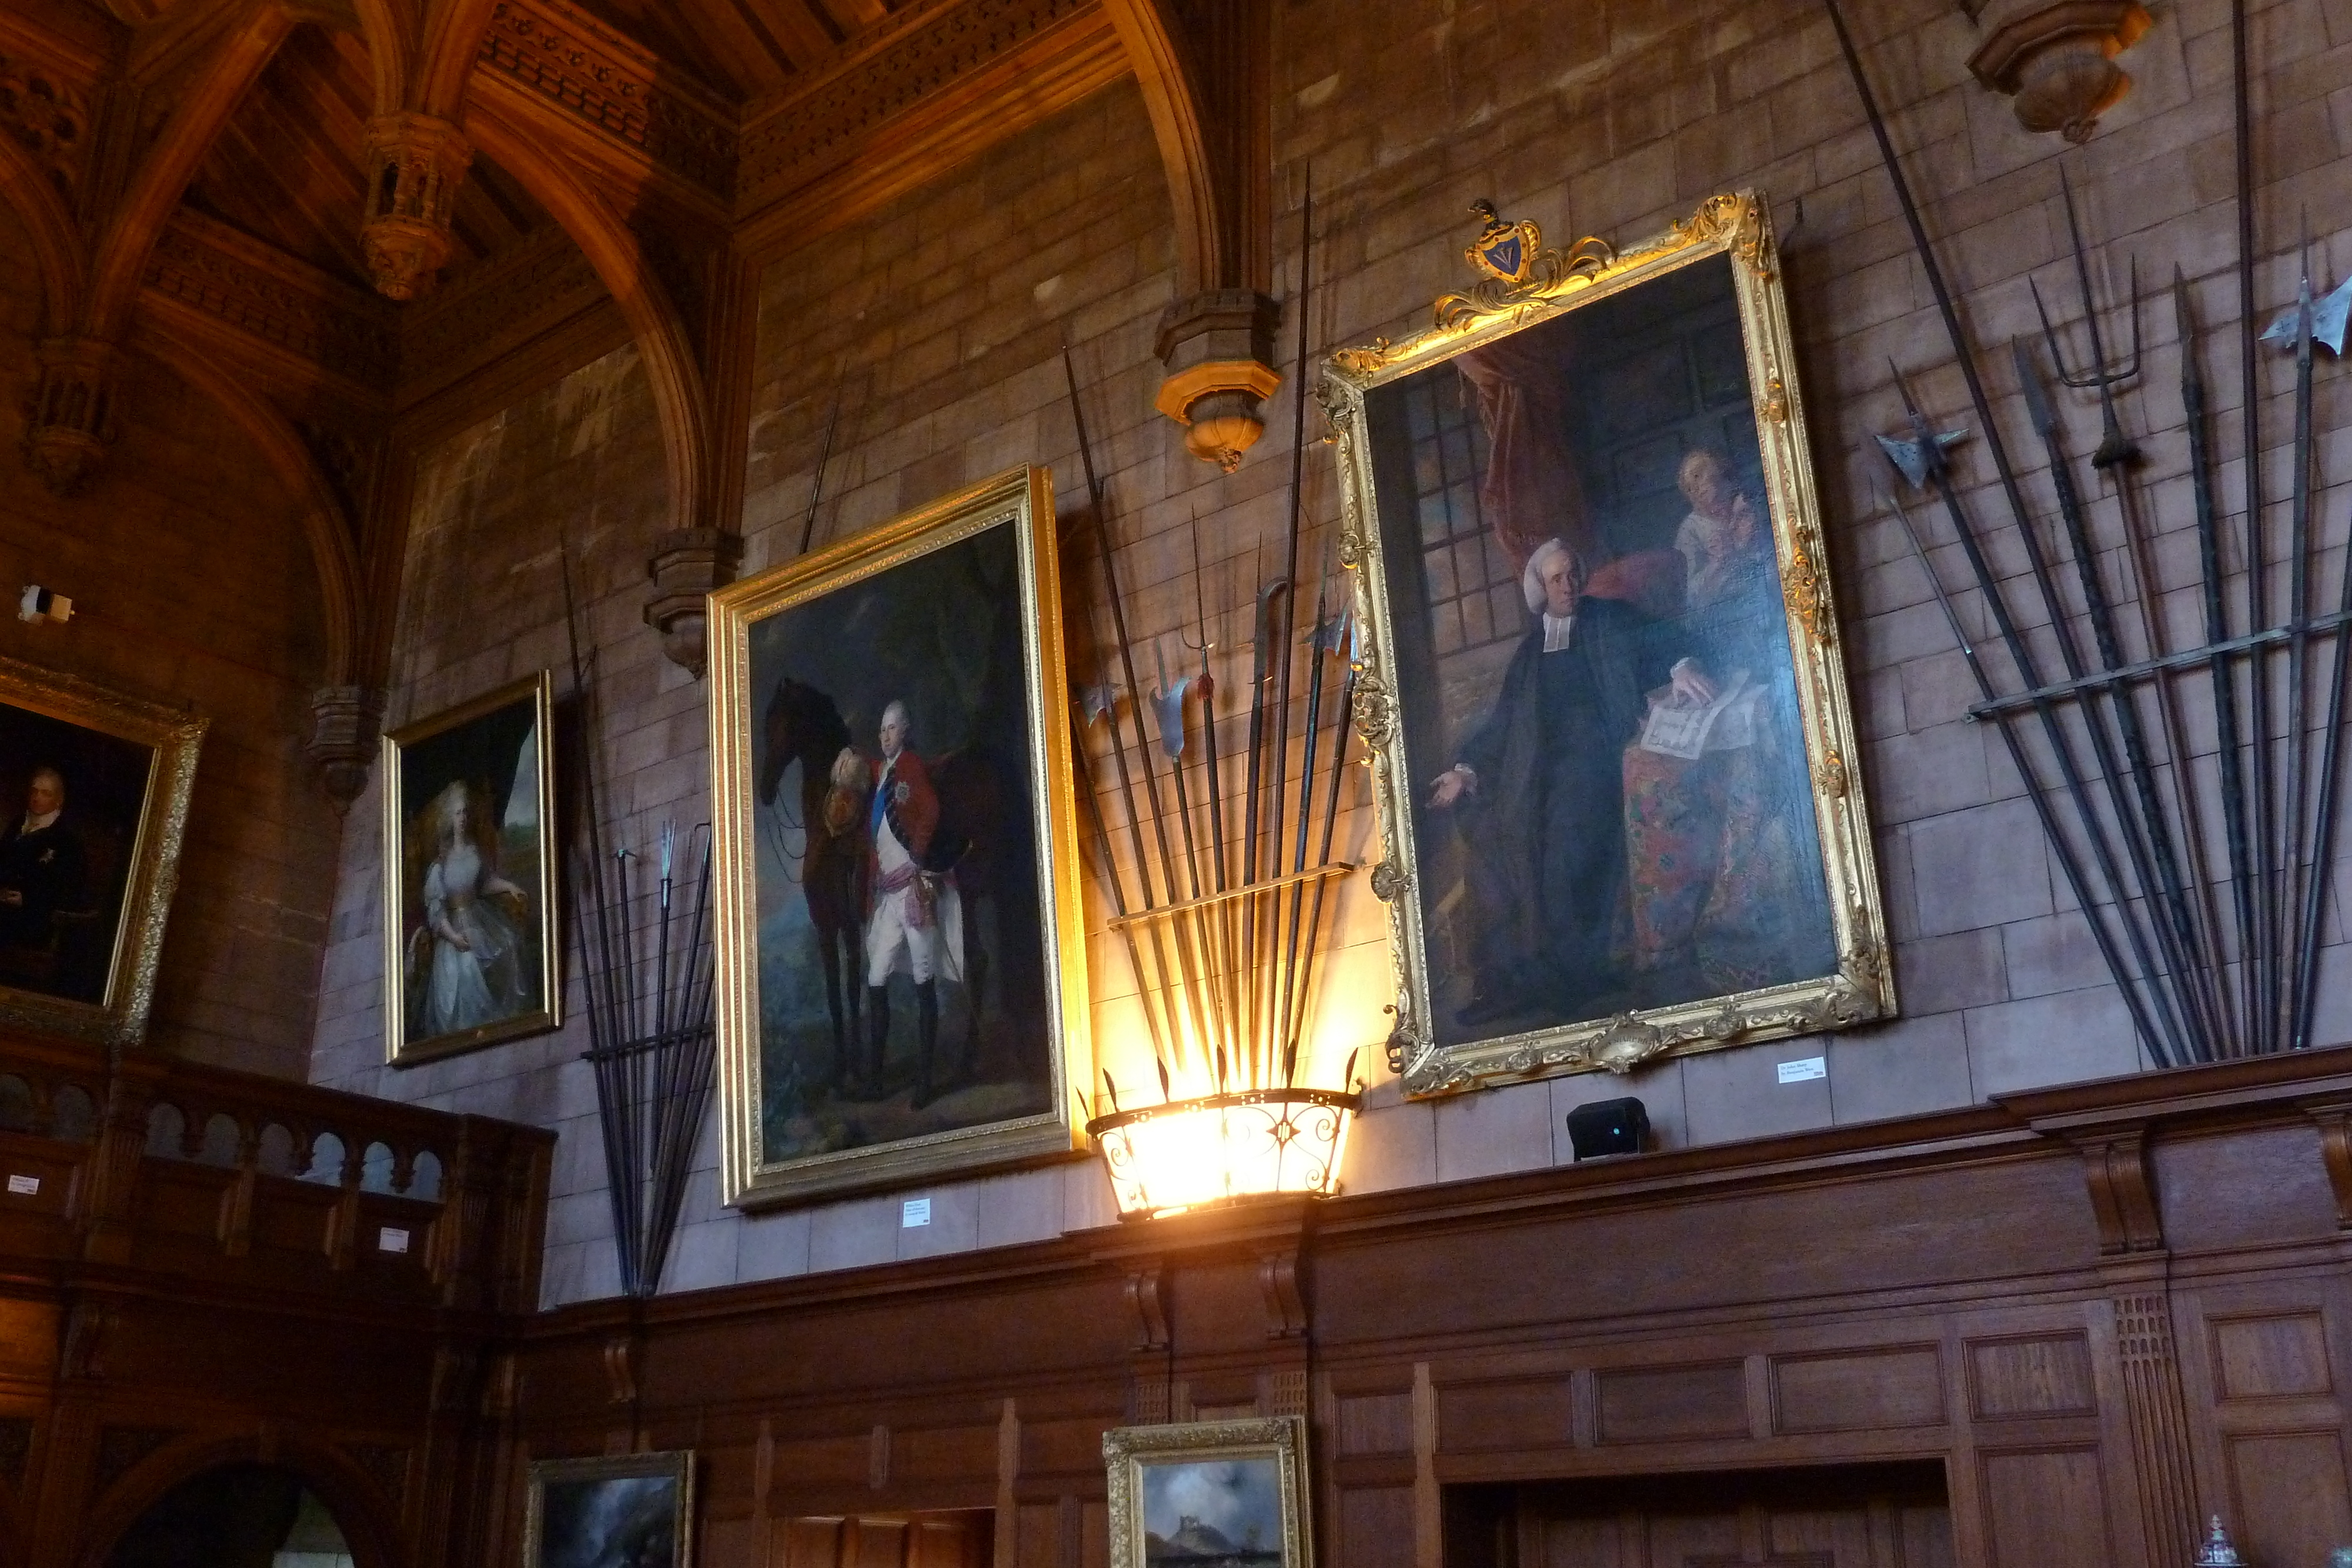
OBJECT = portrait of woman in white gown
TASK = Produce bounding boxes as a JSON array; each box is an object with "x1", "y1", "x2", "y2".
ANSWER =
[
  {"x1": 408, "y1": 780, "x2": 529, "y2": 1037},
  {"x1": 383, "y1": 672, "x2": 557, "y2": 1062}
]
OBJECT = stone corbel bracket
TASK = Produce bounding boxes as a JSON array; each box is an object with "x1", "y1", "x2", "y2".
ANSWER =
[
  {"x1": 1967, "y1": 1, "x2": 2153, "y2": 143},
  {"x1": 1154, "y1": 289, "x2": 1283, "y2": 472},
  {"x1": 644, "y1": 527, "x2": 743, "y2": 680}
]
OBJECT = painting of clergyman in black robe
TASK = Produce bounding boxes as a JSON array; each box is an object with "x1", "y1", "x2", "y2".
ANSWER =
[
  {"x1": 1361, "y1": 250, "x2": 1838, "y2": 1047},
  {"x1": 0, "y1": 701, "x2": 155, "y2": 1006}
]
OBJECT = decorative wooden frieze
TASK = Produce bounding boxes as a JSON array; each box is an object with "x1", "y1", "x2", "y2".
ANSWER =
[
  {"x1": 0, "y1": 52, "x2": 92, "y2": 200},
  {"x1": 360, "y1": 112, "x2": 473, "y2": 301},
  {"x1": 737, "y1": 0, "x2": 1095, "y2": 205},
  {"x1": 308, "y1": 686, "x2": 385, "y2": 814},
  {"x1": 145, "y1": 214, "x2": 398, "y2": 384},
  {"x1": 476, "y1": 0, "x2": 736, "y2": 197},
  {"x1": 22, "y1": 334, "x2": 116, "y2": 496}
]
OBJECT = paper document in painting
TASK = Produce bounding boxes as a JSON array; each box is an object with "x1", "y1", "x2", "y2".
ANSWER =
[{"x1": 1637, "y1": 668, "x2": 1753, "y2": 760}]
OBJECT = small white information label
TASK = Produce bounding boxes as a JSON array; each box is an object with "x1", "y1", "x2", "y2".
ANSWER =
[
  {"x1": 901, "y1": 1197, "x2": 932, "y2": 1228},
  {"x1": 1776, "y1": 1057, "x2": 1828, "y2": 1084},
  {"x1": 377, "y1": 1226, "x2": 410, "y2": 1254},
  {"x1": 5, "y1": 1173, "x2": 38, "y2": 1195}
]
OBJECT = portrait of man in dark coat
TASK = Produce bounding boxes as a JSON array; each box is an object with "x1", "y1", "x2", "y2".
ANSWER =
[
  {"x1": 1425, "y1": 539, "x2": 1714, "y2": 1026},
  {"x1": 0, "y1": 765, "x2": 89, "y2": 959}
]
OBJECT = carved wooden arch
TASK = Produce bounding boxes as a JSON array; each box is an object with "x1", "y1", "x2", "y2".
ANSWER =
[
  {"x1": 82, "y1": 2, "x2": 299, "y2": 341},
  {"x1": 349, "y1": 0, "x2": 416, "y2": 112},
  {"x1": 1098, "y1": 0, "x2": 1230, "y2": 295},
  {"x1": 73, "y1": 1429, "x2": 407, "y2": 1568},
  {"x1": 0, "y1": 135, "x2": 85, "y2": 332},
  {"x1": 137, "y1": 334, "x2": 364, "y2": 687},
  {"x1": 465, "y1": 109, "x2": 713, "y2": 541},
  {"x1": 414, "y1": 0, "x2": 502, "y2": 118}
]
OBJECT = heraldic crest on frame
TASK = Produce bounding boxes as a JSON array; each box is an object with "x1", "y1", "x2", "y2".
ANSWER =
[{"x1": 1323, "y1": 190, "x2": 1893, "y2": 1098}]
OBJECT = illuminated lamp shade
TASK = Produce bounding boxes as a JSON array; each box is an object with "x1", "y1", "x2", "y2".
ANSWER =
[{"x1": 1087, "y1": 1086, "x2": 1359, "y2": 1220}]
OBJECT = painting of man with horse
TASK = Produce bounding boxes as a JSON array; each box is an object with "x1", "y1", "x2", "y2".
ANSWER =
[{"x1": 740, "y1": 508, "x2": 1057, "y2": 1173}]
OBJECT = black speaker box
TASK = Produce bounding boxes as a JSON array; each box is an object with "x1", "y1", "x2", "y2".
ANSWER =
[{"x1": 1564, "y1": 1096, "x2": 1648, "y2": 1161}]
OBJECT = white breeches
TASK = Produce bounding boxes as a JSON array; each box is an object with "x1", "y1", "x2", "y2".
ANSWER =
[{"x1": 865, "y1": 882, "x2": 964, "y2": 987}]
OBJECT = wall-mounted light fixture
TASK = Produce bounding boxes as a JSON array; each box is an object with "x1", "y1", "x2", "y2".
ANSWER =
[{"x1": 1087, "y1": 1085, "x2": 1357, "y2": 1220}]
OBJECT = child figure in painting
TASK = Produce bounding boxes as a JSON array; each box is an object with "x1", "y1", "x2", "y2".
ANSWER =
[{"x1": 408, "y1": 780, "x2": 529, "y2": 1038}]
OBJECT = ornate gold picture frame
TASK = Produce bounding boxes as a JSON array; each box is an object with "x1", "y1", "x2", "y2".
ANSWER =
[
  {"x1": 1323, "y1": 190, "x2": 1892, "y2": 1097},
  {"x1": 523, "y1": 1450, "x2": 693, "y2": 1568},
  {"x1": 709, "y1": 466, "x2": 1090, "y2": 1206},
  {"x1": 0, "y1": 655, "x2": 205, "y2": 1046},
  {"x1": 1105, "y1": 1417, "x2": 1311, "y2": 1568},
  {"x1": 382, "y1": 671, "x2": 560, "y2": 1065}
]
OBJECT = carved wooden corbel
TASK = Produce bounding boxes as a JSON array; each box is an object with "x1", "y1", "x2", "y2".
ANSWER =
[
  {"x1": 1257, "y1": 1243, "x2": 1308, "y2": 1340},
  {"x1": 23, "y1": 335, "x2": 118, "y2": 496},
  {"x1": 2072, "y1": 1128, "x2": 2163, "y2": 1255},
  {"x1": 360, "y1": 112, "x2": 473, "y2": 300},
  {"x1": 2306, "y1": 1104, "x2": 2352, "y2": 1229},
  {"x1": 1124, "y1": 1263, "x2": 1171, "y2": 1353},
  {"x1": 602, "y1": 1332, "x2": 639, "y2": 1406}
]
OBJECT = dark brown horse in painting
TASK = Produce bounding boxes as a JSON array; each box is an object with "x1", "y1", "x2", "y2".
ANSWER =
[{"x1": 759, "y1": 678, "x2": 1004, "y2": 1102}]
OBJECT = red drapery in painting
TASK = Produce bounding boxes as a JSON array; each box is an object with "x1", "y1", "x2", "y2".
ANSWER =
[{"x1": 1453, "y1": 345, "x2": 1683, "y2": 621}]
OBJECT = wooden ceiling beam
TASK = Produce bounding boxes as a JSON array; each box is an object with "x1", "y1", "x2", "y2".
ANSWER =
[
  {"x1": 744, "y1": 0, "x2": 843, "y2": 70},
  {"x1": 811, "y1": 0, "x2": 887, "y2": 32}
]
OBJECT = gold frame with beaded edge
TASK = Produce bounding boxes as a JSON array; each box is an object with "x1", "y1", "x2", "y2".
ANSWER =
[
  {"x1": 381, "y1": 671, "x2": 561, "y2": 1065},
  {"x1": 523, "y1": 1450, "x2": 694, "y2": 1568},
  {"x1": 1105, "y1": 1417, "x2": 1311, "y2": 1568},
  {"x1": 1322, "y1": 190, "x2": 1892, "y2": 1098},
  {"x1": 709, "y1": 465, "x2": 1090, "y2": 1208},
  {"x1": 0, "y1": 656, "x2": 205, "y2": 1047}
]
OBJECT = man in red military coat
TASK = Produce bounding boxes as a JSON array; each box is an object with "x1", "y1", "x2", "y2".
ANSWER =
[{"x1": 861, "y1": 699, "x2": 963, "y2": 1105}]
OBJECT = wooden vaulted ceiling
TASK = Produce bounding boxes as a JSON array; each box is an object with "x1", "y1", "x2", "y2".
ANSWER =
[
  {"x1": 569, "y1": 0, "x2": 909, "y2": 102},
  {"x1": 181, "y1": 24, "x2": 549, "y2": 293}
]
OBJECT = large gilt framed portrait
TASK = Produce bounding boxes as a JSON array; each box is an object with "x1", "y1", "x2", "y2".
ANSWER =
[
  {"x1": 524, "y1": 1451, "x2": 693, "y2": 1568},
  {"x1": 709, "y1": 466, "x2": 1090, "y2": 1206},
  {"x1": 0, "y1": 656, "x2": 204, "y2": 1046},
  {"x1": 382, "y1": 672, "x2": 559, "y2": 1065},
  {"x1": 1324, "y1": 191, "x2": 1892, "y2": 1095},
  {"x1": 1105, "y1": 1418, "x2": 1311, "y2": 1568}
]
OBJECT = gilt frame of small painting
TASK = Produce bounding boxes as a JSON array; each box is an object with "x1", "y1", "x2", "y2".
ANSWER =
[
  {"x1": 1105, "y1": 1417, "x2": 1310, "y2": 1568},
  {"x1": 523, "y1": 1450, "x2": 693, "y2": 1568},
  {"x1": 0, "y1": 656, "x2": 205, "y2": 1047},
  {"x1": 707, "y1": 465, "x2": 1090, "y2": 1208},
  {"x1": 380, "y1": 671, "x2": 560, "y2": 1065},
  {"x1": 1322, "y1": 190, "x2": 1892, "y2": 1098}
]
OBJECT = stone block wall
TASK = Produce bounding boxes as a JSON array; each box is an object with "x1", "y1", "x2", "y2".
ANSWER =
[
  {"x1": 0, "y1": 209, "x2": 343, "y2": 1080},
  {"x1": 309, "y1": 0, "x2": 2352, "y2": 1304}
]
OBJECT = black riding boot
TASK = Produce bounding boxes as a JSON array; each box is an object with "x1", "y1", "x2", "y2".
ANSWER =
[
  {"x1": 911, "y1": 980, "x2": 940, "y2": 1109},
  {"x1": 864, "y1": 985, "x2": 891, "y2": 1095}
]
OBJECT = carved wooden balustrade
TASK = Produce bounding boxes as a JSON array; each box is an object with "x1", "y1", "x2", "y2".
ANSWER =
[{"x1": 0, "y1": 1027, "x2": 552, "y2": 1315}]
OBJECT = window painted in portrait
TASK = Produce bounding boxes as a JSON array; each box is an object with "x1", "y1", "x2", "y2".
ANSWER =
[
  {"x1": 0, "y1": 657, "x2": 204, "y2": 1047},
  {"x1": 524, "y1": 1452, "x2": 692, "y2": 1568},
  {"x1": 1326, "y1": 194, "x2": 1890, "y2": 1094},
  {"x1": 710, "y1": 466, "x2": 1089, "y2": 1207},
  {"x1": 382, "y1": 671, "x2": 559, "y2": 1064}
]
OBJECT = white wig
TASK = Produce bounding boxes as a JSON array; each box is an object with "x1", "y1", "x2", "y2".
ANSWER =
[
  {"x1": 880, "y1": 698, "x2": 910, "y2": 733},
  {"x1": 1519, "y1": 537, "x2": 1586, "y2": 614}
]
